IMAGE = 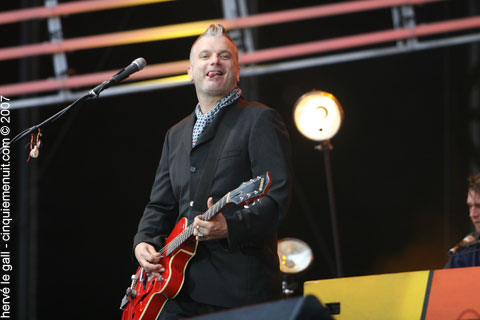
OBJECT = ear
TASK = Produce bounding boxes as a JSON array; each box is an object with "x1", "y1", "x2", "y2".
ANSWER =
[
  {"x1": 187, "y1": 64, "x2": 194, "y2": 82},
  {"x1": 236, "y1": 65, "x2": 240, "y2": 83}
]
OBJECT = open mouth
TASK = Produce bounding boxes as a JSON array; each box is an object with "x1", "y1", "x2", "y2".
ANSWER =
[{"x1": 207, "y1": 71, "x2": 223, "y2": 78}]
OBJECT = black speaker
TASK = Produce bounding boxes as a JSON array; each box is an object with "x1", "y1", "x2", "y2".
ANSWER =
[{"x1": 191, "y1": 295, "x2": 333, "y2": 320}]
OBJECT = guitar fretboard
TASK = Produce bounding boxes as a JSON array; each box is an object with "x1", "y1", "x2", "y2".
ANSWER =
[{"x1": 161, "y1": 193, "x2": 230, "y2": 257}]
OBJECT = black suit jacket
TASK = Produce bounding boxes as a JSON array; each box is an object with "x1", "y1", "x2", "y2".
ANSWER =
[{"x1": 134, "y1": 98, "x2": 291, "y2": 308}]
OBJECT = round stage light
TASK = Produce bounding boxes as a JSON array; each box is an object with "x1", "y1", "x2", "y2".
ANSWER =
[
  {"x1": 278, "y1": 238, "x2": 314, "y2": 274},
  {"x1": 293, "y1": 90, "x2": 344, "y2": 142}
]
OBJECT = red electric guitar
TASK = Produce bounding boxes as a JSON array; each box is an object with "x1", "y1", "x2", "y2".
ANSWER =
[{"x1": 120, "y1": 172, "x2": 272, "y2": 320}]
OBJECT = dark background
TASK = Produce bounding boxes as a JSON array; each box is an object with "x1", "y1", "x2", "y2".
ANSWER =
[{"x1": 1, "y1": 0, "x2": 479, "y2": 319}]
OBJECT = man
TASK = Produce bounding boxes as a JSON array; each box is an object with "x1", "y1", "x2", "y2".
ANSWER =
[
  {"x1": 133, "y1": 24, "x2": 291, "y2": 318},
  {"x1": 445, "y1": 173, "x2": 480, "y2": 268}
]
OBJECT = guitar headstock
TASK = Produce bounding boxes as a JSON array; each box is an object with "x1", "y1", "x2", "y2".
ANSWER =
[{"x1": 228, "y1": 172, "x2": 272, "y2": 206}]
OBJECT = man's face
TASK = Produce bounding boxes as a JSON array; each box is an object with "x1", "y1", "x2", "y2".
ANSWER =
[
  {"x1": 188, "y1": 35, "x2": 240, "y2": 100},
  {"x1": 467, "y1": 189, "x2": 480, "y2": 233}
]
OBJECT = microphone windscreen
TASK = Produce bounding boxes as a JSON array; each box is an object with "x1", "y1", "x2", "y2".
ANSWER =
[{"x1": 133, "y1": 57, "x2": 147, "y2": 70}]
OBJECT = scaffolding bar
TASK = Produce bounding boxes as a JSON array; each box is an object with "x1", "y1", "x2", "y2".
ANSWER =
[
  {"x1": 2, "y1": 15, "x2": 480, "y2": 97},
  {"x1": 0, "y1": 0, "x2": 172, "y2": 25},
  {"x1": 0, "y1": 0, "x2": 444, "y2": 61}
]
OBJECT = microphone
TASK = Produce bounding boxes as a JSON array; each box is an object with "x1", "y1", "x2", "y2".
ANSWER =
[
  {"x1": 111, "y1": 57, "x2": 147, "y2": 84},
  {"x1": 90, "y1": 57, "x2": 147, "y2": 97}
]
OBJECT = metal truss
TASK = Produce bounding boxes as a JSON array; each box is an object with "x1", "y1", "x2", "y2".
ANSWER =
[
  {"x1": 5, "y1": 0, "x2": 480, "y2": 109},
  {"x1": 10, "y1": 30, "x2": 480, "y2": 109}
]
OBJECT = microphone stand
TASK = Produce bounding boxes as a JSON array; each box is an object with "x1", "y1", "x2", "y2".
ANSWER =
[
  {"x1": 0, "y1": 80, "x2": 110, "y2": 153},
  {"x1": 3, "y1": 57, "x2": 146, "y2": 152}
]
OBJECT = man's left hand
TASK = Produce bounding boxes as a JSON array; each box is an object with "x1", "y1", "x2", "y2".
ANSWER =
[{"x1": 193, "y1": 197, "x2": 228, "y2": 241}]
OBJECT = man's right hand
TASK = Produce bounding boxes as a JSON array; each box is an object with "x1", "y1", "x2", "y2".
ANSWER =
[{"x1": 134, "y1": 242, "x2": 165, "y2": 274}]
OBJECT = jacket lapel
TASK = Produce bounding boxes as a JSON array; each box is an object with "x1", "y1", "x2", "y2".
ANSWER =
[{"x1": 181, "y1": 112, "x2": 196, "y2": 153}]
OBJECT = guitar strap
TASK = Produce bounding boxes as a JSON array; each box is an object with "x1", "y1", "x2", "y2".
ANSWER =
[{"x1": 191, "y1": 102, "x2": 243, "y2": 213}]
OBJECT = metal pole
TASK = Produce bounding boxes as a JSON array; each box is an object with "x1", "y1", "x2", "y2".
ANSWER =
[{"x1": 316, "y1": 140, "x2": 343, "y2": 277}]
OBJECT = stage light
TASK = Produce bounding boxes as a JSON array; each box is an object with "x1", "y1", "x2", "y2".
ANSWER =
[
  {"x1": 293, "y1": 90, "x2": 343, "y2": 142},
  {"x1": 293, "y1": 90, "x2": 344, "y2": 278},
  {"x1": 278, "y1": 238, "x2": 314, "y2": 274},
  {"x1": 278, "y1": 237, "x2": 313, "y2": 296}
]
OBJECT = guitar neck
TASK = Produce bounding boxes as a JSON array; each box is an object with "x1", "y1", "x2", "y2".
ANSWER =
[
  {"x1": 201, "y1": 193, "x2": 230, "y2": 221},
  {"x1": 164, "y1": 193, "x2": 231, "y2": 256}
]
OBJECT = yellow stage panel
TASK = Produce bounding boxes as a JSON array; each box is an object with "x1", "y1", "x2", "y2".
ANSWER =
[{"x1": 304, "y1": 270, "x2": 431, "y2": 320}]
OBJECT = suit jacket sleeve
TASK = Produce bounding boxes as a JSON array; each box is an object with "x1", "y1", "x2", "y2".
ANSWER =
[
  {"x1": 225, "y1": 106, "x2": 291, "y2": 249},
  {"x1": 133, "y1": 130, "x2": 178, "y2": 254}
]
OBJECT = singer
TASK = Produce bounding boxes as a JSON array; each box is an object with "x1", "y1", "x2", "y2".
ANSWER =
[
  {"x1": 445, "y1": 172, "x2": 480, "y2": 268},
  {"x1": 131, "y1": 24, "x2": 291, "y2": 319}
]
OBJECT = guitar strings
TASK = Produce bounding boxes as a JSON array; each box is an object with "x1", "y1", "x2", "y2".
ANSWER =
[{"x1": 160, "y1": 195, "x2": 229, "y2": 257}]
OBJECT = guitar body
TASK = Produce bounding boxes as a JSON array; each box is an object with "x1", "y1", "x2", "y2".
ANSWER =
[
  {"x1": 122, "y1": 217, "x2": 197, "y2": 320},
  {"x1": 121, "y1": 172, "x2": 272, "y2": 320}
]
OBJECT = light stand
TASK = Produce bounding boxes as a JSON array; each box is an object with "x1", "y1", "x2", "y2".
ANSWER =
[
  {"x1": 315, "y1": 140, "x2": 342, "y2": 277},
  {"x1": 294, "y1": 90, "x2": 344, "y2": 278}
]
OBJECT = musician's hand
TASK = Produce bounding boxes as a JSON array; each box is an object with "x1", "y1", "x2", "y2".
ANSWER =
[
  {"x1": 193, "y1": 197, "x2": 228, "y2": 241},
  {"x1": 134, "y1": 242, "x2": 165, "y2": 275}
]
